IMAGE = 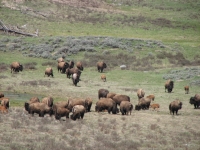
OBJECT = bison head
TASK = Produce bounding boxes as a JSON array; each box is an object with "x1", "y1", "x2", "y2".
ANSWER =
[
  {"x1": 135, "y1": 104, "x2": 141, "y2": 111},
  {"x1": 103, "y1": 63, "x2": 107, "y2": 68},
  {"x1": 189, "y1": 97, "x2": 196, "y2": 105},
  {"x1": 24, "y1": 102, "x2": 30, "y2": 112}
]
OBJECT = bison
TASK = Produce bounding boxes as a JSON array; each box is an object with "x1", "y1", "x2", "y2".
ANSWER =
[
  {"x1": 184, "y1": 86, "x2": 189, "y2": 94},
  {"x1": 10, "y1": 62, "x2": 23, "y2": 73},
  {"x1": 112, "y1": 94, "x2": 130, "y2": 106},
  {"x1": 165, "y1": 79, "x2": 174, "y2": 93},
  {"x1": 95, "y1": 98, "x2": 117, "y2": 114},
  {"x1": 44, "y1": 67, "x2": 54, "y2": 77},
  {"x1": 69, "y1": 60, "x2": 75, "y2": 69},
  {"x1": 0, "y1": 97, "x2": 10, "y2": 109},
  {"x1": 120, "y1": 101, "x2": 133, "y2": 115},
  {"x1": 97, "y1": 61, "x2": 107, "y2": 73},
  {"x1": 57, "y1": 57, "x2": 64, "y2": 63},
  {"x1": 52, "y1": 101, "x2": 68, "y2": 114},
  {"x1": 41, "y1": 96, "x2": 54, "y2": 107},
  {"x1": 57, "y1": 62, "x2": 69, "y2": 73},
  {"x1": 24, "y1": 97, "x2": 40, "y2": 112},
  {"x1": 72, "y1": 73, "x2": 80, "y2": 86},
  {"x1": 67, "y1": 98, "x2": 88, "y2": 112},
  {"x1": 146, "y1": 94, "x2": 155, "y2": 101},
  {"x1": 76, "y1": 61, "x2": 84, "y2": 71},
  {"x1": 55, "y1": 107, "x2": 70, "y2": 120},
  {"x1": 106, "y1": 92, "x2": 116, "y2": 99},
  {"x1": 137, "y1": 89, "x2": 145, "y2": 99},
  {"x1": 70, "y1": 105, "x2": 86, "y2": 121},
  {"x1": 169, "y1": 100, "x2": 182, "y2": 115},
  {"x1": 98, "y1": 89, "x2": 109, "y2": 99},
  {"x1": 149, "y1": 103, "x2": 160, "y2": 111},
  {"x1": 28, "y1": 103, "x2": 53, "y2": 117},
  {"x1": 135, "y1": 97, "x2": 152, "y2": 111},
  {"x1": 66, "y1": 68, "x2": 81, "y2": 79},
  {"x1": 85, "y1": 97, "x2": 93, "y2": 112},
  {"x1": 189, "y1": 94, "x2": 200, "y2": 109},
  {"x1": 101, "y1": 74, "x2": 106, "y2": 82}
]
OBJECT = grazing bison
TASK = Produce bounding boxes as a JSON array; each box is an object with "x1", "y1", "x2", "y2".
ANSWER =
[
  {"x1": 76, "y1": 61, "x2": 84, "y2": 71},
  {"x1": 0, "y1": 97, "x2": 10, "y2": 109},
  {"x1": 150, "y1": 103, "x2": 160, "y2": 111},
  {"x1": 28, "y1": 103, "x2": 53, "y2": 117},
  {"x1": 57, "y1": 57, "x2": 64, "y2": 63},
  {"x1": 41, "y1": 96, "x2": 53, "y2": 107},
  {"x1": 184, "y1": 86, "x2": 189, "y2": 94},
  {"x1": 97, "y1": 61, "x2": 107, "y2": 73},
  {"x1": 55, "y1": 107, "x2": 70, "y2": 120},
  {"x1": 44, "y1": 67, "x2": 53, "y2": 77},
  {"x1": 69, "y1": 60, "x2": 75, "y2": 69},
  {"x1": 165, "y1": 79, "x2": 174, "y2": 93},
  {"x1": 72, "y1": 73, "x2": 80, "y2": 86},
  {"x1": 85, "y1": 97, "x2": 93, "y2": 112},
  {"x1": 24, "y1": 97, "x2": 40, "y2": 112},
  {"x1": 10, "y1": 62, "x2": 23, "y2": 73},
  {"x1": 137, "y1": 89, "x2": 145, "y2": 99},
  {"x1": 67, "y1": 98, "x2": 88, "y2": 112},
  {"x1": 120, "y1": 101, "x2": 133, "y2": 115},
  {"x1": 107, "y1": 92, "x2": 116, "y2": 99},
  {"x1": 95, "y1": 98, "x2": 117, "y2": 114},
  {"x1": 146, "y1": 94, "x2": 155, "y2": 101},
  {"x1": 169, "y1": 100, "x2": 182, "y2": 115},
  {"x1": 0, "y1": 105, "x2": 8, "y2": 113},
  {"x1": 57, "y1": 62, "x2": 69, "y2": 73},
  {"x1": 0, "y1": 92, "x2": 4, "y2": 98},
  {"x1": 66, "y1": 68, "x2": 81, "y2": 79},
  {"x1": 70, "y1": 105, "x2": 86, "y2": 121},
  {"x1": 98, "y1": 89, "x2": 109, "y2": 99},
  {"x1": 189, "y1": 94, "x2": 200, "y2": 109},
  {"x1": 112, "y1": 94, "x2": 130, "y2": 106},
  {"x1": 135, "y1": 97, "x2": 152, "y2": 111},
  {"x1": 101, "y1": 74, "x2": 106, "y2": 82}
]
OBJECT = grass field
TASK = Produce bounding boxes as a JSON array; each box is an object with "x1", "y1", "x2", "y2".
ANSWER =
[{"x1": 0, "y1": 0, "x2": 200, "y2": 149}]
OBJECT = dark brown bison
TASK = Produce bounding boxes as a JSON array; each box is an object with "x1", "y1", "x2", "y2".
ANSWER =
[
  {"x1": 69, "y1": 60, "x2": 74, "y2": 69},
  {"x1": 112, "y1": 94, "x2": 130, "y2": 106},
  {"x1": 189, "y1": 94, "x2": 200, "y2": 109},
  {"x1": 120, "y1": 101, "x2": 133, "y2": 115},
  {"x1": 57, "y1": 62, "x2": 69, "y2": 73},
  {"x1": 106, "y1": 92, "x2": 116, "y2": 99},
  {"x1": 169, "y1": 100, "x2": 182, "y2": 115},
  {"x1": 146, "y1": 94, "x2": 155, "y2": 101},
  {"x1": 85, "y1": 97, "x2": 93, "y2": 112},
  {"x1": 0, "y1": 97, "x2": 10, "y2": 109},
  {"x1": 10, "y1": 62, "x2": 23, "y2": 73},
  {"x1": 24, "y1": 97, "x2": 40, "y2": 112},
  {"x1": 67, "y1": 98, "x2": 88, "y2": 112},
  {"x1": 55, "y1": 107, "x2": 70, "y2": 120},
  {"x1": 0, "y1": 105, "x2": 8, "y2": 113},
  {"x1": 165, "y1": 79, "x2": 174, "y2": 93},
  {"x1": 70, "y1": 105, "x2": 86, "y2": 121},
  {"x1": 57, "y1": 57, "x2": 64, "y2": 63},
  {"x1": 101, "y1": 74, "x2": 106, "y2": 82},
  {"x1": 66, "y1": 68, "x2": 81, "y2": 79},
  {"x1": 95, "y1": 98, "x2": 117, "y2": 114},
  {"x1": 28, "y1": 103, "x2": 53, "y2": 117},
  {"x1": 76, "y1": 61, "x2": 84, "y2": 71},
  {"x1": 72, "y1": 73, "x2": 80, "y2": 86},
  {"x1": 0, "y1": 92, "x2": 4, "y2": 98},
  {"x1": 137, "y1": 89, "x2": 145, "y2": 99},
  {"x1": 184, "y1": 86, "x2": 189, "y2": 94},
  {"x1": 41, "y1": 96, "x2": 53, "y2": 107},
  {"x1": 149, "y1": 103, "x2": 160, "y2": 111},
  {"x1": 97, "y1": 61, "x2": 107, "y2": 73},
  {"x1": 44, "y1": 67, "x2": 53, "y2": 77},
  {"x1": 98, "y1": 89, "x2": 109, "y2": 99},
  {"x1": 135, "y1": 97, "x2": 152, "y2": 110}
]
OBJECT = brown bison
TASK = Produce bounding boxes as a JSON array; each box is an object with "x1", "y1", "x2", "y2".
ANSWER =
[
  {"x1": 10, "y1": 62, "x2": 23, "y2": 73},
  {"x1": 98, "y1": 89, "x2": 109, "y2": 99},
  {"x1": 95, "y1": 98, "x2": 117, "y2": 114},
  {"x1": 165, "y1": 79, "x2": 174, "y2": 93},
  {"x1": 146, "y1": 94, "x2": 155, "y2": 101},
  {"x1": 0, "y1": 97, "x2": 10, "y2": 109},
  {"x1": 76, "y1": 61, "x2": 84, "y2": 71},
  {"x1": 189, "y1": 94, "x2": 200, "y2": 109},
  {"x1": 112, "y1": 94, "x2": 130, "y2": 106},
  {"x1": 97, "y1": 61, "x2": 107, "y2": 73},
  {"x1": 52, "y1": 101, "x2": 68, "y2": 114},
  {"x1": 41, "y1": 96, "x2": 53, "y2": 107},
  {"x1": 137, "y1": 89, "x2": 145, "y2": 99},
  {"x1": 72, "y1": 73, "x2": 80, "y2": 86},
  {"x1": 106, "y1": 92, "x2": 116, "y2": 99},
  {"x1": 149, "y1": 103, "x2": 160, "y2": 111},
  {"x1": 67, "y1": 98, "x2": 88, "y2": 112},
  {"x1": 135, "y1": 97, "x2": 152, "y2": 111},
  {"x1": 101, "y1": 74, "x2": 106, "y2": 82},
  {"x1": 66, "y1": 68, "x2": 81, "y2": 79},
  {"x1": 69, "y1": 60, "x2": 74, "y2": 69},
  {"x1": 44, "y1": 67, "x2": 54, "y2": 77},
  {"x1": 0, "y1": 105, "x2": 8, "y2": 113},
  {"x1": 28, "y1": 103, "x2": 53, "y2": 117},
  {"x1": 169, "y1": 100, "x2": 182, "y2": 115},
  {"x1": 184, "y1": 86, "x2": 189, "y2": 94},
  {"x1": 57, "y1": 57, "x2": 64, "y2": 63},
  {"x1": 70, "y1": 105, "x2": 86, "y2": 121},
  {"x1": 120, "y1": 101, "x2": 133, "y2": 115},
  {"x1": 0, "y1": 92, "x2": 4, "y2": 98},
  {"x1": 55, "y1": 107, "x2": 70, "y2": 120},
  {"x1": 57, "y1": 62, "x2": 69, "y2": 73},
  {"x1": 85, "y1": 97, "x2": 93, "y2": 112},
  {"x1": 24, "y1": 97, "x2": 40, "y2": 112}
]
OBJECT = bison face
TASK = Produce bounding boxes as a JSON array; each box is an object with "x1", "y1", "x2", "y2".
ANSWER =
[
  {"x1": 19, "y1": 65, "x2": 23, "y2": 72},
  {"x1": 189, "y1": 97, "x2": 196, "y2": 105},
  {"x1": 135, "y1": 105, "x2": 141, "y2": 111},
  {"x1": 24, "y1": 102, "x2": 30, "y2": 112}
]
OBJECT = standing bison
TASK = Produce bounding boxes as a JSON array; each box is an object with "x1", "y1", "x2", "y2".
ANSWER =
[
  {"x1": 189, "y1": 94, "x2": 200, "y2": 109},
  {"x1": 24, "y1": 97, "x2": 40, "y2": 112},
  {"x1": 57, "y1": 57, "x2": 64, "y2": 63},
  {"x1": 52, "y1": 101, "x2": 68, "y2": 114},
  {"x1": 0, "y1": 97, "x2": 10, "y2": 109},
  {"x1": 85, "y1": 97, "x2": 93, "y2": 112},
  {"x1": 67, "y1": 98, "x2": 88, "y2": 112},
  {"x1": 107, "y1": 92, "x2": 116, "y2": 99},
  {"x1": 101, "y1": 74, "x2": 106, "y2": 82},
  {"x1": 98, "y1": 89, "x2": 109, "y2": 99},
  {"x1": 10, "y1": 62, "x2": 23, "y2": 73},
  {"x1": 70, "y1": 105, "x2": 86, "y2": 121},
  {"x1": 76, "y1": 61, "x2": 84, "y2": 71},
  {"x1": 97, "y1": 61, "x2": 107, "y2": 73},
  {"x1": 135, "y1": 97, "x2": 152, "y2": 110},
  {"x1": 57, "y1": 62, "x2": 69, "y2": 73},
  {"x1": 55, "y1": 107, "x2": 70, "y2": 120},
  {"x1": 165, "y1": 79, "x2": 174, "y2": 93},
  {"x1": 95, "y1": 98, "x2": 117, "y2": 114},
  {"x1": 44, "y1": 67, "x2": 54, "y2": 77},
  {"x1": 72, "y1": 73, "x2": 80, "y2": 86},
  {"x1": 184, "y1": 86, "x2": 189, "y2": 94},
  {"x1": 137, "y1": 89, "x2": 145, "y2": 99},
  {"x1": 112, "y1": 94, "x2": 130, "y2": 106},
  {"x1": 120, "y1": 101, "x2": 133, "y2": 115},
  {"x1": 41, "y1": 96, "x2": 54, "y2": 107},
  {"x1": 66, "y1": 68, "x2": 81, "y2": 79},
  {"x1": 69, "y1": 60, "x2": 75, "y2": 69},
  {"x1": 169, "y1": 100, "x2": 182, "y2": 115},
  {"x1": 28, "y1": 103, "x2": 53, "y2": 117}
]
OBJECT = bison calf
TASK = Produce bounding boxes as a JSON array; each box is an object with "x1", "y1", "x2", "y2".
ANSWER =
[
  {"x1": 149, "y1": 103, "x2": 160, "y2": 111},
  {"x1": 184, "y1": 86, "x2": 189, "y2": 94}
]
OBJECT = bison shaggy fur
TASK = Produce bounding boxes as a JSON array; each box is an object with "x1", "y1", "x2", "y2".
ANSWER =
[
  {"x1": 169, "y1": 100, "x2": 182, "y2": 115},
  {"x1": 120, "y1": 101, "x2": 133, "y2": 115},
  {"x1": 95, "y1": 98, "x2": 117, "y2": 114}
]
